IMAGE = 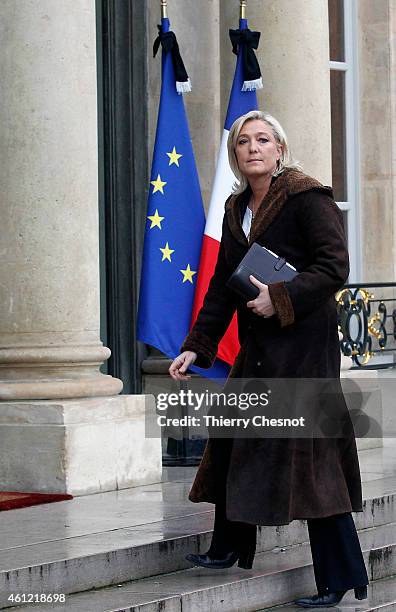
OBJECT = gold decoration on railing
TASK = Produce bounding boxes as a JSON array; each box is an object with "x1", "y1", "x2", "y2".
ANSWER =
[
  {"x1": 336, "y1": 287, "x2": 389, "y2": 366},
  {"x1": 335, "y1": 287, "x2": 373, "y2": 306},
  {"x1": 335, "y1": 288, "x2": 349, "y2": 303},
  {"x1": 359, "y1": 288, "x2": 374, "y2": 304},
  {"x1": 360, "y1": 350, "x2": 374, "y2": 365},
  {"x1": 368, "y1": 313, "x2": 382, "y2": 339}
]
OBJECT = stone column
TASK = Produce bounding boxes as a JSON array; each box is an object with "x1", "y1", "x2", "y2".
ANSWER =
[
  {"x1": 0, "y1": 0, "x2": 121, "y2": 400},
  {"x1": 220, "y1": 0, "x2": 332, "y2": 185},
  {"x1": 0, "y1": 0, "x2": 161, "y2": 493},
  {"x1": 358, "y1": 0, "x2": 395, "y2": 281},
  {"x1": 392, "y1": 0, "x2": 396, "y2": 280}
]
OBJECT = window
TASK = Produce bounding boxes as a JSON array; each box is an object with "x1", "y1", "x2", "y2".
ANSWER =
[{"x1": 328, "y1": 0, "x2": 360, "y2": 281}]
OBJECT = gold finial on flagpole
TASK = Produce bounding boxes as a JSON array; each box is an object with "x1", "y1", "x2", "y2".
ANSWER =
[
  {"x1": 240, "y1": 0, "x2": 247, "y2": 19},
  {"x1": 161, "y1": 0, "x2": 168, "y2": 19}
]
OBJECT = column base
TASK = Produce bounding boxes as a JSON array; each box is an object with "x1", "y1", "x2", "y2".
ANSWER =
[
  {"x1": 0, "y1": 375, "x2": 123, "y2": 401},
  {"x1": 0, "y1": 342, "x2": 123, "y2": 400},
  {"x1": 0, "y1": 395, "x2": 162, "y2": 494}
]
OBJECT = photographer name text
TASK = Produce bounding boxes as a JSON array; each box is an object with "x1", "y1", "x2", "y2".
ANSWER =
[{"x1": 157, "y1": 415, "x2": 306, "y2": 429}]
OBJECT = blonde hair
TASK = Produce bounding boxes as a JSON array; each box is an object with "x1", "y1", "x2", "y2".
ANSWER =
[{"x1": 227, "y1": 110, "x2": 303, "y2": 194}]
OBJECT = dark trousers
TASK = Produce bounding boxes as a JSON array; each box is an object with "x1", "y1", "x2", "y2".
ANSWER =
[
  {"x1": 207, "y1": 502, "x2": 368, "y2": 593},
  {"x1": 307, "y1": 513, "x2": 368, "y2": 593},
  {"x1": 207, "y1": 494, "x2": 257, "y2": 559},
  {"x1": 206, "y1": 440, "x2": 368, "y2": 593},
  {"x1": 206, "y1": 438, "x2": 257, "y2": 559}
]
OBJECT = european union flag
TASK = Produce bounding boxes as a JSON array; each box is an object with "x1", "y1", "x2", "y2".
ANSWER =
[{"x1": 137, "y1": 18, "x2": 229, "y2": 380}]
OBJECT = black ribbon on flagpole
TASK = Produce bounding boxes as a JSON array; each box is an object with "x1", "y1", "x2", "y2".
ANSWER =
[
  {"x1": 153, "y1": 25, "x2": 191, "y2": 93},
  {"x1": 229, "y1": 27, "x2": 263, "y2": 90}
]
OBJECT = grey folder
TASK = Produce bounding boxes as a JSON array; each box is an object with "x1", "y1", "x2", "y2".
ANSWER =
[{"x1": 226, "y1": 242, "x2": 298, "y2": 300}]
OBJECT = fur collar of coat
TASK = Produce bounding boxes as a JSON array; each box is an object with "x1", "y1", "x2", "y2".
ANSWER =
[{"x1": 225, "y1": 167, "x2": 334, "y2": 246}]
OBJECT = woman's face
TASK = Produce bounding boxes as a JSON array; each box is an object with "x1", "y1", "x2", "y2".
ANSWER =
[{"x1": 235, "y1": 119, "x2": 282, "y2": 180}]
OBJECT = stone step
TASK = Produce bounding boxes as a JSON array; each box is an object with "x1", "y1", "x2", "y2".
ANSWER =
[
  {"x1": 8, "y1": 523, "x2": 396, "y2": 611},
  {"x1": 261, "y1": 575, "x2": 396, "y2": 611},
  {"x1": 0, "y1": 483, "x2": 395, "y2": 609}
]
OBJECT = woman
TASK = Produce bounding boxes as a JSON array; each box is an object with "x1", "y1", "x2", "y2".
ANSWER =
[{"x1": 169, "y1": 111, "x2": 369, "y2": 608}]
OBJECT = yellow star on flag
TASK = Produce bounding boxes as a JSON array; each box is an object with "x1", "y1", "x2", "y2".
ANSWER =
[
  {"x1": 147, "y1": 209, "x2": 164, "y2": 229},
  {"x1": 166, "y1": 146, "x2": 183, "y2": 167},
  {"x1": 150, "y1": 174, "x2": 167, "y2": 194},
  {"x1": 160, "y1": 242, "x2": 175, "y2": 262},
  {"x1": 180, "y1": 264, "x2": 197, "y2": 284}
]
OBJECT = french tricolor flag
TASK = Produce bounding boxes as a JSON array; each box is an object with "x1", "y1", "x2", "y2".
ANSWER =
[{"x1": 191, "y1": 18, "x2": 263, "y2": 369}]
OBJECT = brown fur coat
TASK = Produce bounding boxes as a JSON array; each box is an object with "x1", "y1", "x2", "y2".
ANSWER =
[{"x1": 181, "y1": 168, "x2": 363, "y2": 526}]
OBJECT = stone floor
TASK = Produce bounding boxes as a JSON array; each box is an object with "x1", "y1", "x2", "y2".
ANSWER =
[
  {"x1": 0, "y1": 441, "x2": 395, "y2": 568},
  {"x1": 1, "y1": 441, "x2": 396, "y2": 611}
]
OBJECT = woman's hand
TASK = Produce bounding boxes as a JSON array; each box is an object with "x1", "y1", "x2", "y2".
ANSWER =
[
  {"x1": 247, "y1": 275, "x2": 276, "y2": 317},
  {"x1": 169, "y1": 351, "x2": 197, "y2": 380}
]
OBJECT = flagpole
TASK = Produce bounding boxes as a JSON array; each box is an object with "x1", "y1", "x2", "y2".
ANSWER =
[
  {"x1": 161, "y1": 0, "x2": 168, "y2": 19},
  {"x1": 240, "y1": 0, "x2": 247, "y2": 19}
]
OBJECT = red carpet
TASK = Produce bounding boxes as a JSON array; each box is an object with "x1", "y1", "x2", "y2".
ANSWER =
[{"x1": 0, "y1": 492, "x2": 73, "y2": 511}]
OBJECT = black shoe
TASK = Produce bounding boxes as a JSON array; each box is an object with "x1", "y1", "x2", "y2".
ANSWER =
[
  {"x1": 295, "y1": 585, "x2": 368, "y2": 608},
  {"x1": 185, "y1": 549, "x2": 254, "y2": 570}
]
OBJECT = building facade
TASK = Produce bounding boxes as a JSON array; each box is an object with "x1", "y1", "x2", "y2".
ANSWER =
[{"x1": 0, "y1": 0, "x2": 395, "y2": 492}]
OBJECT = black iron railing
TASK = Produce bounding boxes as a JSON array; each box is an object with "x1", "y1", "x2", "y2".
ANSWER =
[{"x1": 337, "y1": 282, "x2": 396, "y2": 369}]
